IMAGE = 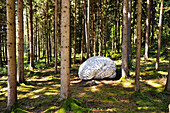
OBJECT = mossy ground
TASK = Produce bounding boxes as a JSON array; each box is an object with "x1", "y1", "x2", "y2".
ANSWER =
[{"x1": 0, "y1": 56, "x2": 170, "y2": 112}]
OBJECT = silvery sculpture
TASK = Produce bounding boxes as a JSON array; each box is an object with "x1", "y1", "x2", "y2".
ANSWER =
[{"x1": 78, "y1": 56, "x2": 116, "y2": 80}]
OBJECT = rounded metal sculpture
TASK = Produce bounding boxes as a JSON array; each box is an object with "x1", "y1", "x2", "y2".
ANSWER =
[{"x1": 78, "y1": 56, "x2": 117, "y2": 80}]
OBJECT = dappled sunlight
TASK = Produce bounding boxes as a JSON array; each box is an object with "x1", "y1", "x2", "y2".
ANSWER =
[
  {"x1": 44, "y1": 91, "x2": 59, "y2": 96},
  {"x1": 51, "y1": 84, "x2": 61, "y2": 87},
  {"x1": 157, "y1": 71, "x2": 168, "y2": 76},
  {"x1": 0, "y1": 76, "x2": 8, "y2": 80},
  {"x1": 122, "y1": 81, "x2": 134, "y2": 88},
  {"x1": 144, "y1": 78, "x2": 166, "y2": 88},
  {"x1": 20, "y1": 83, "x2": 34, "y2": 88},
  {"x1": 90, "y1": 86, "x2": 100, "y2": 92},
  {"x1": 0, "y1": 96, "x2": 6, "y2": 101},
  {"x1": 33, "y1": 87, "x2": 46, "y2": 93},
  {"x1": 43, "y1": 106, "x2": 59, "y2": 113},
  {"x1": 137, "y1": 106, "x2": 155, "y2": 111},
  {"x1": 29, "y1": 95, "x2": 40, "y2": 99}
]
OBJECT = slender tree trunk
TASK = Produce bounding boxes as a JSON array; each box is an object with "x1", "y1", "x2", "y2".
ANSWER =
[
  {"x1": 128, "y1": 0, "x2": 132, "y2": 62},
  {"x1": 35, "y1": 17, "x2": 38, "y2": 62},
  {"x1": 38, "y1": 18, "x2": 40, "y2": 60},
  {"x1": 81, "y1": 1, "x2": 85, "y2": 63},
  {"x1": 49, "y1": 21, "x2": 52, "y2": 62},
  {"x1": 99, "y1": 0, "x2": 103, "y2": 56},
  {"x1": 150, "y1": 0, "x2": 155, "y2": 45},
  {"x1": 155, "y1": 0, "x2": 164, "y2": 70},
  {"x1": 26, "y1": 6, "x2": 30, "y2": 64},
  {"x1": 55, "y1": 0, "x2": 58, "y2": 73},
  {"x1": 6, "y1": 0, "x2": 17, "y2": 111},
  {"x1": 165, "y1": 60, "x2": 170, "y2": 92},
  {"x1": 115, "y1": 1, "x2": 118, "y2": 54},
  {"x1": 117, "y1": 0, "x2": 120, "y2": 53},
  {"x1": 29, "y1": 0, "x2": 34, "y2": 69},
  {"x1": 60, "y1": 0, "x2": 70, "y2": 100},
  {"x1": 46, "y1": 1, "x2": 49, "y2": 64},
  {"x1": 73, "y1": 0, "x2": 77, "y2": 64},
  {"x1": 104, "y1": 0, "x2": 107, "y2": 56},
  {"x1": 135, "y1": 0, "x2": 142, "y2": 92},
  {"x1": 93, "y1": 2, "x2": 96, "y2": 56},
  {"x1": 132, "y1": 0, "x2": 137, "y2": 48},
  {"x1": 84, "y1": 0, "x2": 89, "y2": 58},
  {"x1": 87, "y1": 0, "x2": 90, "y2": 58},
  {"x1": 17, "y1": 0, "x2": 24, "y2": 83},
  {"x1": 144, "y1": 0, "x2": 150, "y2": 60},
  {"x1": 122, "y1": 0, "x2": 129, "y2": 78}
]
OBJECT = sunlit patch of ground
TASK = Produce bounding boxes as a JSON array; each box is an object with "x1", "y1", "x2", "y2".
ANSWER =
[{"x1": 0, "y1": 58, "x2": 169, "y2": 112}]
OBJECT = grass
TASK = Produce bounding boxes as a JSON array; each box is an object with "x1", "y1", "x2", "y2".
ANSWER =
[{"x1": 0, "y1": 49, "x2": 170, "y2": 112}]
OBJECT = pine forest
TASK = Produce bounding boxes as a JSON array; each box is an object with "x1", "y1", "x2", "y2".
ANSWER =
[{"x1": 0, "y1": 0, "x2": 170, "y2": 112}]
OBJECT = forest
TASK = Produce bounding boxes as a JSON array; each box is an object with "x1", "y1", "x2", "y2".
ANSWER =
[{"x1": 0, "y1": 0, "x2": 170, "y2": 112}]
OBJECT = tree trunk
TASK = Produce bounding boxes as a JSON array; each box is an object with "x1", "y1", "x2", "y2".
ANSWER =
[
  {"x1": 127, "y1": 0, "x2": 132, "y2": 62},
  {"x1": 29, "y1": 0, "x2": 34, "y2": 69},
  {"x1": 165, "y1": 60, "x2": 170, "y2": 92},
  {"x1": 84, "y1": 0, "x2": 89, "y2": 59},
  {"x1": 99, "y1": 0, "x2": 103, "y2": 56},
  {"x1": 115, "y1": 1, "x2": 118, "y2": 54},
  {"x1": 144, "y1": 0, "x2": 150, "y2": 60},
  {"x1": 6, "y1": 0, "x2": 17, "y2": 111},
  {"x1": 26, "y1": 6, "x2": 30, "y2": 64},
  {"x1": 150, "y1": 0, "x2": 155, "y2": 45},
  {"x1": 73, "y1": 0, "x2": 77, "y2": 64},
  {"x1": 104, "y1": 0, "x2": 107, "y2": 56},
  {"x1": 87, "y1": 0, "x2": 90, "y2": 58},
  {"x1": 93, "y1": 1, "x2": 96, "y2": 56},
  {"x1": 17, "y1": 0, "x2": 24, "y2": 83},
  {"x1": 122, "y1": 0, "x2": 129, "y2": 78},
  {"x1": 60, "y1": 0, "x2": 70, "y2": 100},
  {"x1": 38, "y1": 18, "x2": 40, "y2": 60},
  {"x1": 46, "y1": 1, "x2": 49, "y2": 64},
  {"x1": 48, "y1": 21, "x2": 52, "y2": 62},
  {"x1": 135, "y1": 0, "x2": 142, "y2": 92},
  {"x1": 81, "y1": 0, "x2": 85, "y2": 63},
  {"x1": 55, "y1": 0, "x2": 58, "y2": 73},
  {"x1": 155, "y1": 0, "x2": 164, "y2": 70},
  {"x1": 35, "y1": 17, "x2": 38, "y2": 62},
  {"x1": 117, "y1": 0, "x2": 120, "y2": 53}
]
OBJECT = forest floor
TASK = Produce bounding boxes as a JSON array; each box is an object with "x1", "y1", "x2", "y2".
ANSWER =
[{"x1": 0, "y1": 57, "x2": 170, "y2": 112}]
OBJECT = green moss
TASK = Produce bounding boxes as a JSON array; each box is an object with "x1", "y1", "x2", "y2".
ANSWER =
[{"x1": 57, "y1": 97, "x2": 88, "y2": 113}]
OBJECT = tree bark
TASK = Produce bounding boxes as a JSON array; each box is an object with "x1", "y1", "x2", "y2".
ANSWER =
[
  {"x1": 104, "y1": 0, "x2": 107, "y2": 56},
  {"x1": 155, "y1": 0, "x2": 164, "y2": 70},
  {"x1": 29, "y1": 0, "x2": 34, "y2": 69},
  {"x1": 93, "y1": 1, "x2": 96, "y2": 56},
  {"x1": 6, "y1": 0, "x2": 17, "y2": 111},
  {"x1": 150, "y1": 0, "x2": 155, "y2": 45},
  {"x1": 17, "y1": 0, "x2": 24, "y2": 83},
  {"x1": 81, "y1": 3, "x2": 85, "y2": 63},
  {"x1": 117, "y1": 0, "x2": 120, "y2": 53},
  {"x1": 135, "y1": 0, "x2": 142, "y2": 92},
  {"x1": 144, "y1": 0, "x2": 150, "y2": 60},
  {"x1": 60, "y1": 0, "x2": 71, "y2": 100},
  {"x1": 55, "y1": 0, "x2": 58, "y2": 74},
  {"x1": 73, "y1": 0, "x2": 77, "y2": 64},
  {"x1": 26, "y1": 6, "x2": 30, "y2": 64},
  {"x1": 99, "y1": 0, "x2": 103, "y2": 56},
  {"x1": 127, "y1": 0, "x2": 132, "y2": 62},
  {"x1": 122, "y1": 0, "x2": 129, "y2": 78}
]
